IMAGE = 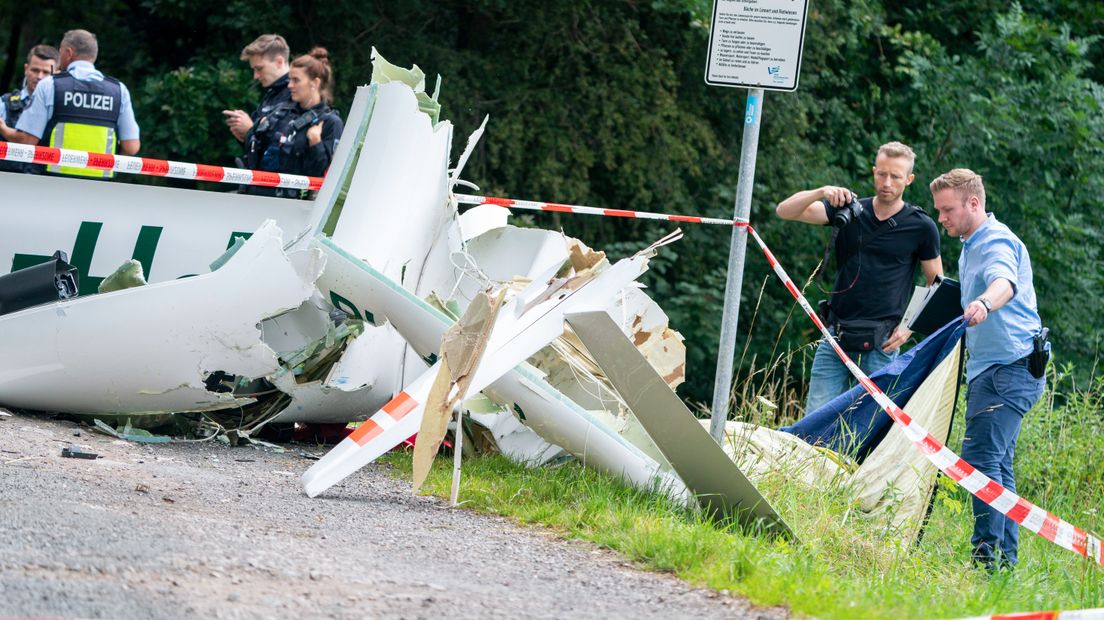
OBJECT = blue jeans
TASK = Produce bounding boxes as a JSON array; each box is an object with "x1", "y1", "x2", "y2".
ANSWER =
[
  {"x1": 805, "y1": 330, "x2": 898, "y2": 413},
  {"x1": 961, "y1": 360, "x2": 1045, "y2": 570}
]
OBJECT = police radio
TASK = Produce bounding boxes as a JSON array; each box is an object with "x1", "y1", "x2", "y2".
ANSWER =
[{"x1": 291, "y1": 109, "x2": 322, "y2": 131}]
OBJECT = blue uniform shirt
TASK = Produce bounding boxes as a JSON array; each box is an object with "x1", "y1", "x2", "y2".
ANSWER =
[
  {"x1": 15, "y1": 60, "x2": 139, "y2": 141},
  {"x1": 0, "y1": 83, "x2": 30, "y2": 124},
  {"x1": 959, "y1": 213, "x2": 1041, "y2": 382}
]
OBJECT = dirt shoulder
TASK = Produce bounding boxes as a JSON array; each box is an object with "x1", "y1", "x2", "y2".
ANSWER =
[{"x1": 0, "y1": 413, "x2": 787, "y2": 620}]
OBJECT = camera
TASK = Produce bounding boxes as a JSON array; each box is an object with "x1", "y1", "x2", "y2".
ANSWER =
[{"x1": 824, "y1": 194, "x2": 863, "y2": 228}]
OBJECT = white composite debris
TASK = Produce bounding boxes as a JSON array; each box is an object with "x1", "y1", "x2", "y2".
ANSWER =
[
  {"x1": 256, "y1": 70, "x2": 474, "y2": 425},
  {"x1": 465, "y1": 398, "x2": 567, "y2": 465},
  {"x1": 449, "y1": 115, "x2": 488, "y2": 191},
  {"x1": 456, "y1": 225, "x2": 684, "y2": 467},
  {"x1": 453, "y1": 226, "x2": 571, "y2": 307},
  {"x1": 328, "y1": 81, "x2": 454, "y2": 293},
  {"x1": 0, "y1": 221, "x2": 323, "y2": 415},
  {"x1": 265, "y1": 327, "x2": 405, "y2": 424},
  {"x1": 260, "y1": 297, "x2": 333, "y2": 358},
  {"x1": 457, "y1": 204, "x2": 512, "y2": 243},
  {"x1": 303, "y1": 235, "x2": 691, "y2": 501}
]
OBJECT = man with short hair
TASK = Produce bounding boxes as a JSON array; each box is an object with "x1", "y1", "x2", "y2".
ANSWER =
[
  {"x1": 930, "y1": 168, "x2": 1046, "y2": 571},
  {"x1": 0, "y1": 44, "x2": 59, "y2": 173},
  {"x1": 223, "y1": 34, "x2": 293, "y2": 189},
  {"x1": 0, "y1": 29, "x2": 140, "y2": 178},
  {"x1": 776, "y1": 142, "x2": 943, "y2": 412}
]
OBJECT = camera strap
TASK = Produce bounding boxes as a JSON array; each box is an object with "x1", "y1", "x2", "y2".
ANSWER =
[
  {"x1": 835, "y1": 203, "x2": 924, "y2": 267},
  {"x1": 816, "y1": 226, "x2": 843, "y2": 285},
  {"x1": 815, "y1": 201, "x2": 922, "y2": 287}
]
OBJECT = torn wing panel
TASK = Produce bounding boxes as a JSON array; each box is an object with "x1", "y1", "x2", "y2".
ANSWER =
[
  {"x1": 0, "y1": 221, "x2": 322, "y2": 415},
  {"x1": 328, "y1": 82, "x2": 453, "y2": 296}
]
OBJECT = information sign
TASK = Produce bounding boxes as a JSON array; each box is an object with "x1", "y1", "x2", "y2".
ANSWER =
[{"x1": 705, "y1": 0, "x2": 810, "y2": 91}]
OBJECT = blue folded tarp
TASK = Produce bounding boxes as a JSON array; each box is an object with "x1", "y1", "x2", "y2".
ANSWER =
[{"x1": 781, "y1": 318, "x2": 967, "y2": 462}]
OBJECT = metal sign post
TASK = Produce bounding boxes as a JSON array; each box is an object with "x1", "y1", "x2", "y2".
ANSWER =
[{"x1": 705, "y1": 0, "x2": 809, "y2": 442}]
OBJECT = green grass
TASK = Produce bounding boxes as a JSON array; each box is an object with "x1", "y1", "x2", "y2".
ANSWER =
[{"x1": 382, "y1": 371, "x2": 1104, "y2": 619}]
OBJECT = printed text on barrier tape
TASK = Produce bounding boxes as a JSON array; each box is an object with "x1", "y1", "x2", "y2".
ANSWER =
[
  {"x1": 745, "y1": 224, "x2": 1102, "y2": 567},
  {"x1": 0, "y1": 143, "x2": 323, "y2": 191},
  {"x1": 454, "y1": 193, "x2": 748, "y2": 228}
]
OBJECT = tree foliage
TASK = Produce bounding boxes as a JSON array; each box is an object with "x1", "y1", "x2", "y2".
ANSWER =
[{"x1": 1, "y1": 0, "x2": 1099, "y2": 404}]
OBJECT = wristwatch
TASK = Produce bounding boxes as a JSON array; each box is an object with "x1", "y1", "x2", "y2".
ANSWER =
[{"x1": 975, "y1": 296, "x2": 993, "y2": 312}]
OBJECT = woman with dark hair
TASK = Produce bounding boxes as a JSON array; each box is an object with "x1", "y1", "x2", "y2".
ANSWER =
[{"x1": 267, "y1": 46, "x2": 344, "y2": 197}]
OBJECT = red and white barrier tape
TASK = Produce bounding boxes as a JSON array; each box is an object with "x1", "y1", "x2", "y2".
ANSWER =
[
  {"x1": 745, "y1": 224, "x2": 1102, "y2": 567},
  {"x1": 956, "y1": 609, "x2": 1104, "y2": 620},
  {"x1": 454, "y1": 193, "x2": 747, "y2": 227},
  {"x1": 0, "y1": 142, "x2": 323, "y2": 191}
]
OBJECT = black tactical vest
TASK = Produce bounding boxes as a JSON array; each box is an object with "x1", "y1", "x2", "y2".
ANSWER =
[
  {"x1": 44, "y1": 73, "x2": 123, "y2": 141},
  {"x1": 0, "y1": 90, "x2": 29, "y2": 173},
  {"x1": 3, "y1": 90, "x2": 25, "y2": 127}
]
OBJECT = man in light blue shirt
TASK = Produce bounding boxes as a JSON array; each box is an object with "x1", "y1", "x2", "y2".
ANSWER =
[
  {"x1": 930, "y1": 168, "x2": 1046, "y2": 572},
  {"x1": 0, "y1": 29, "x2": 140, "y2": 177}
]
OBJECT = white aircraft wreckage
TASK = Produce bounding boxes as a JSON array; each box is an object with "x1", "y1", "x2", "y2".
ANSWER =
[{"x1": 0, "y1": 51, "x2": 964, "y2": 543}]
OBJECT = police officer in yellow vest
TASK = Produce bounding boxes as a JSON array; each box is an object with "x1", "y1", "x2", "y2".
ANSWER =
[{"x1": 0, "y1": 29, "x2": 140, "y2": 178}]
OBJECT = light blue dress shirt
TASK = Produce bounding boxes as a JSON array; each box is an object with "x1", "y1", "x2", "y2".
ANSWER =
[
  {"x1": 0, "y1": 83, "x2": 30, "y2": 124},
  {"x1": 959, "y1": 213, "x2": 1041, "y2": 382},
  {"x1": 15, "y1": 60, "x2": 139, "y2": 141}
]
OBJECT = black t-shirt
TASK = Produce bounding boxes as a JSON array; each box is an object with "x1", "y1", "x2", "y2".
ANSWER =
[{"x1": 823, "y1": 198, "x2": 940, "y2": 323}]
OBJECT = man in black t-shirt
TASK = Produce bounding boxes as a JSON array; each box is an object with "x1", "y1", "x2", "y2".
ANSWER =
[{"x1": 776, "y1": 142, "x2": 943, "y2": 412}]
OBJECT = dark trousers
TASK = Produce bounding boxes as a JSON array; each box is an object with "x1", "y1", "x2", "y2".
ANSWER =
[{"x1": 961, "y1": 360, "x2": 1044, "y2": 569}]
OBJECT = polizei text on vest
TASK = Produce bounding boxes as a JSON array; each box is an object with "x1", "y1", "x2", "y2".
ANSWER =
[{"x1": 62, "y1": 92, "x2": 115, "y2": 111}]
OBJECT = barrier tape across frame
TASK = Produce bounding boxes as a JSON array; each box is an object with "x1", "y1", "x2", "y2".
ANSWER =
[
  {"x1": 0, "y1": 141, "x2": 1098, "y2": 566},
  {"x1": 0, "y1": 144, "x2": 746, "y2": 226},
  {"x1": 0, "y1": 142, "x2": 322, "y2": 191}
]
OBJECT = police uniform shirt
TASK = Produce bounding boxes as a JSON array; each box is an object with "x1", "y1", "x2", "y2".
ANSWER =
[
  {"x1": 15, "y1": 60, "x2": 139, "y2": 141},
  {"x1": 0, "y1": 83, "x2": 30, "y2": 125}
]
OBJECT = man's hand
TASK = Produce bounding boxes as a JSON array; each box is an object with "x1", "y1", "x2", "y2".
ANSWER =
[
  {"x1": 964, "y1": 300, "x2": 989, "y2": 327},
  {"x1": 223, "y1": 110, "x2": 253, "y2": 142},
  {"x1": 820, "y1": 185, "x2": 856, "y2": 207},
  {"x1": 0, "y1": 117, "x2": 12, "y2": 141},
  {"x1": 882, "y1": 325, "x2": 911, "y2": 353},
  {"x1": 306, "y1": 121, "x2": 323, "y2": 146}
]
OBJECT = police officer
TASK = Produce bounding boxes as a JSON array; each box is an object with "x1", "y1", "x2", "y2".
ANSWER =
[
  {"x1": 260, "y1": 47, "x2": 343, "y2": 199},
  {"x1": 222, "y1": 34, "x2": 294, "y2": 195},
  {"x1": 0, "y1": 29, "x2": 140, "y2": 178},
  {"x1": 0, "y1": 44, "x2": 59, "y2": 173}
]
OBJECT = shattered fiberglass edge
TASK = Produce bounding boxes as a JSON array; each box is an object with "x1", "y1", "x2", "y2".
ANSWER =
[
  {"x1": 304, "y1": 234, "x2": 690, "y2": 502},
  {"x1": 0, "y1": 221, "x2": 323, "y2": 415}
]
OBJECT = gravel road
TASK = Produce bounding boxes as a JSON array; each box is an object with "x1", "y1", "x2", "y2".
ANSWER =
[{"x1": 0, "y1": 413, "x2": 789, "y2": 619}]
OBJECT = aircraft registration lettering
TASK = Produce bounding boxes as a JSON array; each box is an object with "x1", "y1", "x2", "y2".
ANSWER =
[{"x1": 7, "y1": 222, "x2": 247, "y2": 295}]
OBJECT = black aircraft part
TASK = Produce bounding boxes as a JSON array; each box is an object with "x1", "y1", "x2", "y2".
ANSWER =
[{"x1": 0, "y1": 251, "x2": 80, "y2": 316}]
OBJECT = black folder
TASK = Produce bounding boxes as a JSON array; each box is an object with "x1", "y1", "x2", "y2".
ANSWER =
[{"x1": 907, "y1": 277, "x2": 963, "y2": 336}]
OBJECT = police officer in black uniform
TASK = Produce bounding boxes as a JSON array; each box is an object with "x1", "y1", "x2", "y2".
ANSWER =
[
  {"x1": 258, "y1": 46, "x2": 343, "y2": 199},
  {"x1": 0, "y1": 44, "x2": 58, "y2": 173},
  {"x1": 222, "y1": 34, "x2": 293, "y2": 196}
]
